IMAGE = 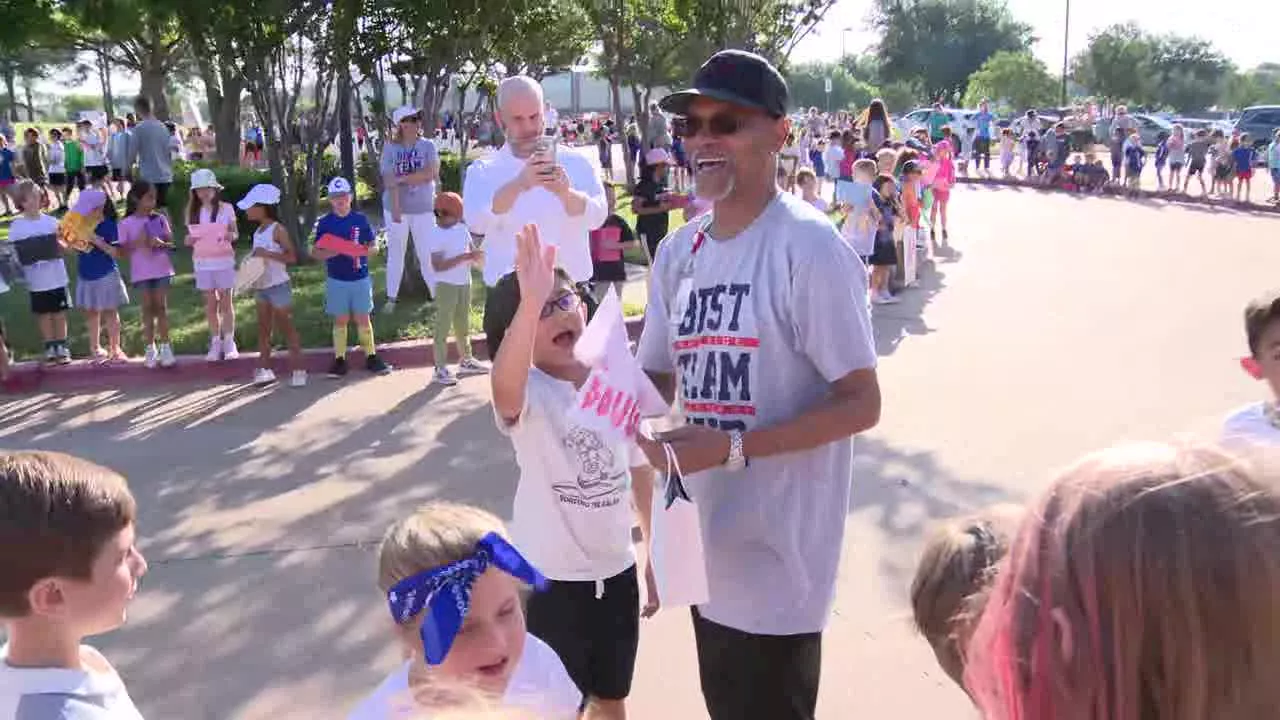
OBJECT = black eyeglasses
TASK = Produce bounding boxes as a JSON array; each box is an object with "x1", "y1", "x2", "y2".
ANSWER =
[
  {"x1": 674, "y1": 113, "x2": 745, "y2": 138},
  {"x1": 541, "y1": 291, "x2": 582, "y2": 319}
]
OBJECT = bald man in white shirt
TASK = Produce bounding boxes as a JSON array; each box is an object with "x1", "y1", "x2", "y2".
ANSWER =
[{"x1": 463, "y1": 76, "x2": 606, "y2": 288}]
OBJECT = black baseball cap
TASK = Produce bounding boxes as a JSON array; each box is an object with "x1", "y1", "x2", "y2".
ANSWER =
[{"x1": 659, "y1": 49, "x2": 789, "y2": 119}]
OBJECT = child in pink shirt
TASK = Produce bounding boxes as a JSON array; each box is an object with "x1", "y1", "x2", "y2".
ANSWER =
[
  {"x1": 120, "y1": 180, "x2": 176, "y2": 368},
  {"x1": 929, "y1": 129, "x2": 957, "y2": 243}
]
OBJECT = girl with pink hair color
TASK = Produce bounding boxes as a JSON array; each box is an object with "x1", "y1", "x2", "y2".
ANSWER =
[{"x1": 964, "y1": 442, "x2": 1280, "y2": 720}]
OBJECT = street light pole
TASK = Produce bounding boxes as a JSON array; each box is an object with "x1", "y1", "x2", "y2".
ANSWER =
[{"x1": 1061, "y1": 0, "x2": 1070, "y2": 106}]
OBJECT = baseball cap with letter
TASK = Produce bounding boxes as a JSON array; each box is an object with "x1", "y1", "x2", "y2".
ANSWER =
[
  {"x1": 327, "y1": 177, "x2": 353, "y2": 196},
  {"x1": 659, "y1": 49, "x2": 789, "y2": 119}
]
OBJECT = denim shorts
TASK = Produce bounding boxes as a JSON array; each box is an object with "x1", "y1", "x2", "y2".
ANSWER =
[
  {"x1": 133, "y1": 276, "x2": 171, "y2": 291},
  {"x1": 256, "y1": 282, "x2": 293, "y2": 308},
  {"x1": 325, "y1": 276, "x2": 374, "y2": 317}
]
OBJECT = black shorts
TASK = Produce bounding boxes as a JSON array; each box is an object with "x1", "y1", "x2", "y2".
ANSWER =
[
  {"x1": 68, "y1": 171, "x2": 85, "y2": 190},
  {"x1": 48, "y1": 172, "x2": 66, "y2": 187},
  {"x1": 1170, "y1": 161, "x2": 1184, "y2": 172},
  {"x1": 153, "y1": 182, "x2": 170, "y2": 208},
  {"x1": 87, "y1": 166, "x2": 108, "y2": 181},
  {"x1": 111, "y1": 168, "x2": 127, "y2": 181},
  {"x1": 30, "y1": 287, "x2": 71, "y2": 315},
  {"x1": 869, "y1": 236, "x2": 897, "y2": 267},
  {"x1": 692, "y1": 608, "x2": 822, "y2": 720},
  {"x1": 592, "y1": 259, "x2": 627, "y2": 283},
  {"x1": 525, "y1": 565, "x2": 639, "y2": 701},
  {"x1": 1188, "y1": 160, "x2": 1205, "y2": 175}
]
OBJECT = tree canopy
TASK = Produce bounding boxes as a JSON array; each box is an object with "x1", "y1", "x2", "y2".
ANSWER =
[
  {"x1": 962, "y1": 50, "x2": 1057, "y2": 111},
  {"x1": 1071, "y1": 24, "x2": 1234, "y2": 111},
  {"x1": 871, "y1": 0, "x2": 1032, "y2": 105}
]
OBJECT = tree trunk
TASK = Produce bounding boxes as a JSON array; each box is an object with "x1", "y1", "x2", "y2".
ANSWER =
[
  {"x1": 2, "y1": 66, "x2": 16, "y2": 122},
  {"x1": 97, "y1": 48, "x2": 115, "y2": 118},
  {"x1": 610, "y1": 75, "x2": 635, "y2": 186},
  {"x1": 21, "y1": 79, "x2": 34, "y2": 122},
  {"x1": 140, "y1": 66, "x2": 169, "y2": 120},
  {"x1": 213, "y1": 71, "x2": 243, "y2": 164}
]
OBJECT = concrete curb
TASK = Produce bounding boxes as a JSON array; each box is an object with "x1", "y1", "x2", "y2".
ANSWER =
[
  {"x1": 2, "y1": 317, "x2": 648, "y2": 394},
  {"x1": 957, "y1": 175, "x2": 1280, "y2": 215}
]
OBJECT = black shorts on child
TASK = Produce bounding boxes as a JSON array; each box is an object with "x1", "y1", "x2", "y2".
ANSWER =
[
  {"x1": 869, "y1": 233, "x2": 897, "y2": 267},
  {"x1": 30, "y1": 287, "x2": 70, "y2": 315},
  {"x1": 525, "y1": 564, "x2": 640, "y2": 701}
]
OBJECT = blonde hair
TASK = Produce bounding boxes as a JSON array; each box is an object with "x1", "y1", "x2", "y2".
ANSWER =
[
  {"x1": 12, "y1": 179, "x2": 39, "y2": 210},
  {"x1": 966, "y1": 443, "x2": 1280, "y2": 720},
  {"x1": 910, "y1": 504, "x2": 1023, "y2": 689},
  {"x1": 378, "y1": 502, "x2": 507, "y2": 594}
]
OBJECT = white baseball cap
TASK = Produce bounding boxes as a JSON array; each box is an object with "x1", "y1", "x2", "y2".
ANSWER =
[
  {"x1": 392, "y1": 106, "x2": 421, "y2": 124},
  {"x1": 190, "y1": 168, "x2": 223, "y2": 190},
  {"x1": 236, "y1": 183, "x2": 282, "y2": 210},
  {"x1": 327, "y1": 177, "x2": 353, "y2": 196}
]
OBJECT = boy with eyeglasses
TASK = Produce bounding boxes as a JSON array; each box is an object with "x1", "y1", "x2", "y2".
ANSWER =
[{"x1": 483, "y1": 224, "x2": 656, "y2": 720}]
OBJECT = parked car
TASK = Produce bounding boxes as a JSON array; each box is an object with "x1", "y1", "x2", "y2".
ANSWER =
[
  {"x1": 1094, "y1": 113, "x2": 1172, "y2": 146},
  {"x1": 894, "y1": 107, "x2": 978, "y2": 139},
  {"x1": 1233, "y1": 106, "x2": 1280, "y2": 151}
]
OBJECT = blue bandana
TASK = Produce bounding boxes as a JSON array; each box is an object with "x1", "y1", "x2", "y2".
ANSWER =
[{"x1": 386, "y1": 532, "x2": 546, "y2": 665}]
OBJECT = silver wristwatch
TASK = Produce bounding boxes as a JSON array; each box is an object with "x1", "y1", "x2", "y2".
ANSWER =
[{"x1": 724, "y1": 431, "x2": 747, "y2": 471}]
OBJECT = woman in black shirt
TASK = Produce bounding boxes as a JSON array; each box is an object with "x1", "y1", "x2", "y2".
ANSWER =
[{"x1": 631, "y1": 147, "x2": 677, "y2": 262}]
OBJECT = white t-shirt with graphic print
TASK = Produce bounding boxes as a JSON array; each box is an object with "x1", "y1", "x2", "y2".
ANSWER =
[
  {"x1": 496, "y1": 367, "x2": 642, "y2": 582},
  {"x1": 637, "y1": 191, "x2": 877, "y2": 636}
]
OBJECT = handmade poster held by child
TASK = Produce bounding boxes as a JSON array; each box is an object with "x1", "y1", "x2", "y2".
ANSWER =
[{"x1": 567, "y1": 288, "x2": 709, "y2": 607}]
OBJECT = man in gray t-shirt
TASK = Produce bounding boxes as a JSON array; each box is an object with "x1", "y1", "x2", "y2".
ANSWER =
[
  {"x1": 637, "y1": 50, "x2": 881, "y2": 720},
  {"x1": 125, "y1": 95, "x2": 174, "y2": 207}
]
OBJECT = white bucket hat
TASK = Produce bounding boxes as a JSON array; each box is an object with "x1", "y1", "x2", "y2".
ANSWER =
[
  {"x1": 392, "y1": 106, "x2": 421, "y2": 124},
  {"x1": 236, "y1": 183, "x2": 282, "y2": 211},
  {"x1": 644, "y1": 147, "x2": 673, "y2": 165},
  {"x1": 190, "y1": 168, "x2": 223, "y2": 190}
]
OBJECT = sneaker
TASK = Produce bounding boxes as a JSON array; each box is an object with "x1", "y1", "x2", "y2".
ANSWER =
[
  {"x1": 365, "y1": 354, "x2": 392, "y2": 376},
  {"x1": 144, "y1": 344, "x2": 158, "y2": 369},
  {"x1": 433, "y1": 367, "x2": 458, "y2": 387},
  {"x1": 872, "y1": 292, "x2": 893, "y2": 305},
  {"x1": 223, "y1": 336, "x2": 240, "y2": 360},
  {"x1": 879, "y1": 292, "x2": 901, "y2": 305},
  {"x1": 55, "y1": 344, "x2": 72, "y2": 365},
  {"x1": 158, "y1": 343, "x2": 177, "y2": 368},
  {"x1": 252, "y1": 367, "x2": 277, "y2": 386},
  {"x1": 290, "y1": 370, "x2": 308, "y2": 388},
  {"x1": 206, "y1": 336, "x2": 223, "y2": 363},
  {"x1": 44, "y1": 347, "x2": 58, "y2": 364},
  {"x1": 381, "y1": 299, "x2": 398, "y2": 315},
  {"x1": 328, "y1": 356, "x2": 348, "y2": 378},
  {"x1": 457, "y1": 357, "x2": 489, "y2": 375}
]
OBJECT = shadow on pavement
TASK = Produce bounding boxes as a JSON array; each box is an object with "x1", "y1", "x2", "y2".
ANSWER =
[
  {"x1": 874, "y1": 259, "x2": 947, "y2": 358},
  {"x1": 0, "y1": 377, "x2": 523, "y2": 719},
  {"x1": 849, "y1": 435, "x2": 1016, "y2": 605}
]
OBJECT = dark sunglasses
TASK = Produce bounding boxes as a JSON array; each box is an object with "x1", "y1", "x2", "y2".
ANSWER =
[
  {"x1": 434, "y1": 210, "x2": 452, "y2": 220},
  {"x1": 541, "y1": 291, "x2": 582, "y2": 319},
  {"x1": 674, "y1": 113, "x2": 745, "y2": 138}
]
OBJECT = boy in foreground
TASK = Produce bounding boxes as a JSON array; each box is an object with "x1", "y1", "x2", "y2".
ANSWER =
[
  {"x1": 0, "y1": 450, "x2": 149, "y2": 718},
  {"x1": 1225, "y1": 289, "x2": 1280, "y2": 445}
]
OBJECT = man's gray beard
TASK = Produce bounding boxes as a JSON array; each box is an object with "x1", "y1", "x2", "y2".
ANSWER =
[{"x1": 692, "y1": 173, "x2": 735, "y2": 203}]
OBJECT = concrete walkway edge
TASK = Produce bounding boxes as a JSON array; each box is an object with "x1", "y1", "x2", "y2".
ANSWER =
[{"x1": 4, "y1": 318, "x2": 647, "y2": 394}]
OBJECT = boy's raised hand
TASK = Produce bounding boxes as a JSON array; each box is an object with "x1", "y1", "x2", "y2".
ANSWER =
[{"x1": 515, "y1": 223, "x2": 556, "y2": 307}]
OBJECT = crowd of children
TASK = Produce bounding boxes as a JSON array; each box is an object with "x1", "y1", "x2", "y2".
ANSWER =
[
  {"x1": 6, "y1": 286, "x2": 1280, "y2": 719},
  {"x1": 0, "y1": 161, "x2": 487, "y2": 390}
]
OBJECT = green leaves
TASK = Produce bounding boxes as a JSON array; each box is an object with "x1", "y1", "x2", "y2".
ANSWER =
[
  {"x1": 963, "y1": 51, "x2": 1057, "y2": 111},
  {"x1": 1071, "y1": 24, "x2": 1233, "y2": 110},
  {"x1": 871, "y1": 0, "x2": 1032, "y2": 104}
]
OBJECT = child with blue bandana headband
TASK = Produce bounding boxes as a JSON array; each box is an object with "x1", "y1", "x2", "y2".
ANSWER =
[{"x1": 347, "y1": 502, "x2": 581, "y2": 720}]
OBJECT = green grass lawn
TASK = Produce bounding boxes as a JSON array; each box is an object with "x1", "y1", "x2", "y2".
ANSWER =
[{"x1": 1, "y1": 200, "x2": 649, "y2": 361}]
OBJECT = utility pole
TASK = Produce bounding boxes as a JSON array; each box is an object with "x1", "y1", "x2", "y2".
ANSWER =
[{"x1": 1061, "y1": 0, "x2": 1070, "y2": 106}]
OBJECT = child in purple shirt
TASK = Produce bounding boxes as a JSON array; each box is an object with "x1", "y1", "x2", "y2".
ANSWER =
[{"x1": 120, "y1": 181, "x2": 176, "y2": 368}]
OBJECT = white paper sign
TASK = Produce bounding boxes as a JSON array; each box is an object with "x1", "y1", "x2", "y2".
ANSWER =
[
  {"x1": 569, "y1": 288, "x2": 668, "y2": 443},
  {"x1": 648, "y1": 462, "x2": 710, "y2": 608}
]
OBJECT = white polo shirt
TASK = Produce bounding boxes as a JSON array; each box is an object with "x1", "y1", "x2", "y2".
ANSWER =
[{"x1": 462, "y1": 144, "x2": 606, "y2": 286}]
